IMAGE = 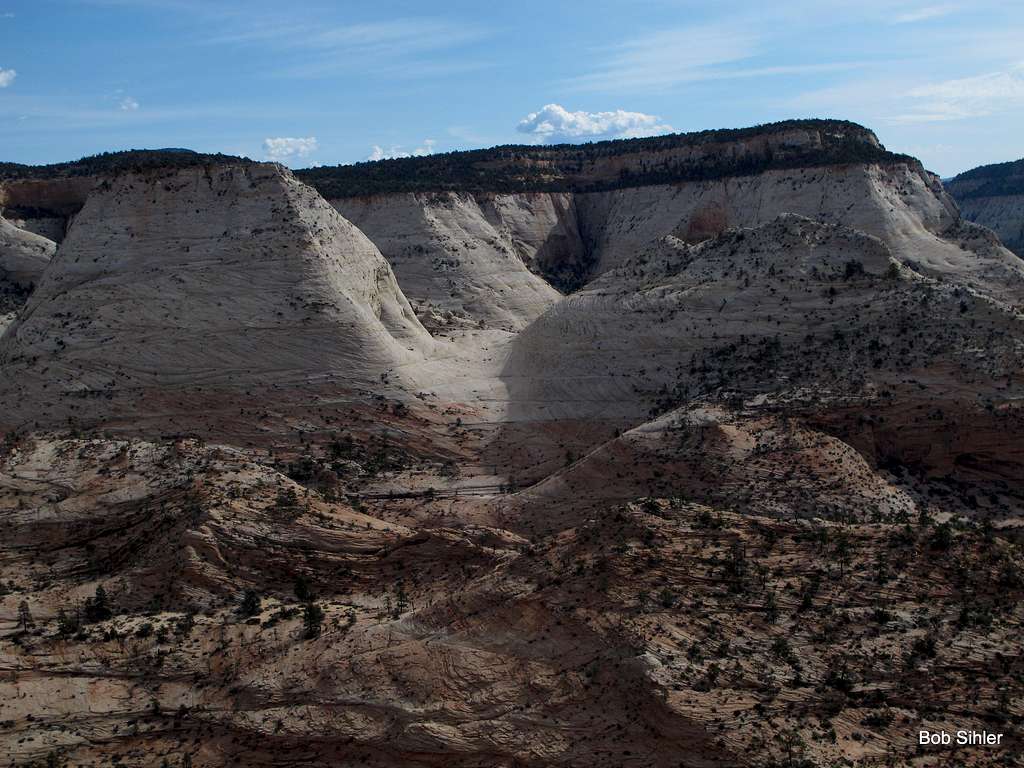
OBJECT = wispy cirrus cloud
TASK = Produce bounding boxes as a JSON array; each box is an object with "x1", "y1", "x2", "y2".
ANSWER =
[
  {"x1": 0, "y1": 68, "x2": 16, "y2": 88},
  {"x1": 891, "y1": 63, "x2": 1024, "y2": 122},
  {"x1": 119, "y1": 95, "x2": 139, "y2": 111},
  {"x1": 787, "y1": 61, "x2": 1024, "y2": 125},
  {"x1": 891, "y1": 4, "x2": 959, "y2": 24},
  {"x1": 562, "y1": 24, "x2": 868, "y2": 93},
  {"x1": 78, "y1": 1, "x2": 489, "y2": 80},
  {"x1": 209, "y1": 18, "x2": 483, "y2": 53},
  {"x1": 563, "y1": 25, "x2": 758, "y2": 92},
  {"x1": 516, "y1": 104, "x2": 672, "y2": 143},
  {"x1": 201, "y1": 17, "x2": 488, "y2": 79}
]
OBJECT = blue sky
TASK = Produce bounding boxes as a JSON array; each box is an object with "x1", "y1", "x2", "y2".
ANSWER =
[{"x1": 1, "y1": 0, "x2": 1022, "y2": 176}]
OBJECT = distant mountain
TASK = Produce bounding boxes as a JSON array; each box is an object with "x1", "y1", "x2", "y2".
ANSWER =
[
  {"x1": 948, "y1": 158, "x2": 1024, "y2": 198},
  {"x1": 946, "y1": 158, "x2": 1024, "y2": 255}
]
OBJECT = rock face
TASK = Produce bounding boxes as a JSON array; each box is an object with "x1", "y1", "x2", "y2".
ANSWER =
[
  {"x1": 0, "y1": 162, "x2": 431, "y2": 430},
  {"x1": 1, "y1": 434, "x2": 1021, "y2": 768},
  {"x1": 955, "y1": 194, "x2": 1024, "y2": 255},
  {"x1": 506, "y1": 215, "x2": 1024, "y2": 413},
  {"x1": 3, "y1": 123, "x2": 1024, "y2": 768},
  {"x1": 0, "y1": 214, "x2": 54, "y2": 288},
  {"x1": 573, "y1": 163, "x2": 1022, "y2": 296},
  {"x1": 326, "y1": 148, "x2": 1024, "y2": 316},
  {"x1": 312, "y1": 120, "x2": 989, "y2": 315},
  {"x1": 947, "y1": 158, "x2": 1024, "y2": 256},
  {"x1": 501, "y1": 214, "x2": 1024, "y2": 498},
  {"x1": 332, "y1": 192, "x2": 575, "y2": 331},
  {"x1": 0, "y1": 176, "x2": 96, "y2": 242},
  {"x1": 0, "y1": 149, "x2": 254, "y2": 242},
  {"x1": 0, "y1": 215, "x2": 55, "y2": 331}
]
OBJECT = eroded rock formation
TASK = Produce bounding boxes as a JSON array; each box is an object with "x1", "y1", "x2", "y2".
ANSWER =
[
  {"x1": 1, "y1": 121, "x2": 1022, "y2": 767},
  {"x1": 0, "y1": 163, "x2": 432, "y2": 433}
]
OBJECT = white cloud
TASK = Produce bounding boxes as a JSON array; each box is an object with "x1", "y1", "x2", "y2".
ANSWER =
[
  {"x1": 891, "y1": 63, "x2": 1024, "y2": 122},
  {"x1": 263, "y1": 136, "x2": 319, "y2": 162},
  {"x1": 516, "y1": 104, "x2": 673, "y2": 144},
  {"x1": 0, "y1": 68, "x2": 16, "y2": 88},
  {"x1": 892, "y1": 4, "x2": 958, "y2": 24},
  {"x1": 367, "y1": 139, "x2": 435, "y2": 161},
  {"x1": 119, "y1": 96, "x2": 140, "y2": 111}
]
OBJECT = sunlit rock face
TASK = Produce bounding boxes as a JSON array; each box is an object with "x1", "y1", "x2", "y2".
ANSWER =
[{"x1": 0, "y1": 162, "x2": 433, "y2": 432}]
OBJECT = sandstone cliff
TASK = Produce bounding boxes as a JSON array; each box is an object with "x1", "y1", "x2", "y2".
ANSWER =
[
  {"x1": 0, "y1": 215, "x2": 55, "y2": 332},
  {"x1": 507, "y1": 215, "x2": 1022, "y2": 408},
  {"x1": 0, "y1": 150, "x2": 256, "y2": 242},
  {"x1": 0, "y1": 215, "x2": 54, "y2": 289},
  {"x1": 322, "y1": 129, "x2": 1023, "y2": 312},
  {"x1": 0, "y1": 176, "x2": 95, "y2": 242},
  {"x1": 500, "y1": 215, "x2": 1024, "y2": 496},
  {"x1": 0, "y1": 162, "x2": 432, "y2": 432},
  {"x1": 332, "y1": 191, "x2": 573, "y2": 331}
]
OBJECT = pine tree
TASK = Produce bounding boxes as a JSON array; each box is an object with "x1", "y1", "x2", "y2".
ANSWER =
[
  {"x1": 56, "y1": 608, "x2": 80, "y2": 637},
  {"x1": 303, "y1": 602, "x2": 324, "y2": 640},
  {"x1": 239, "y1": 589, "x2": 261, "y2": 618},
  {"x1": 394, "y1": 583, "x2": 410, "y2": 617},
  {"x1": 293, "y1": 574, "x2": 313, "y2": 602},
  {"x1": 17, "y1": 600, "x2": 34, "y2": 631},
  {"x1": 83, "y1": 585, "x2": 111, "y2": 623}
]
